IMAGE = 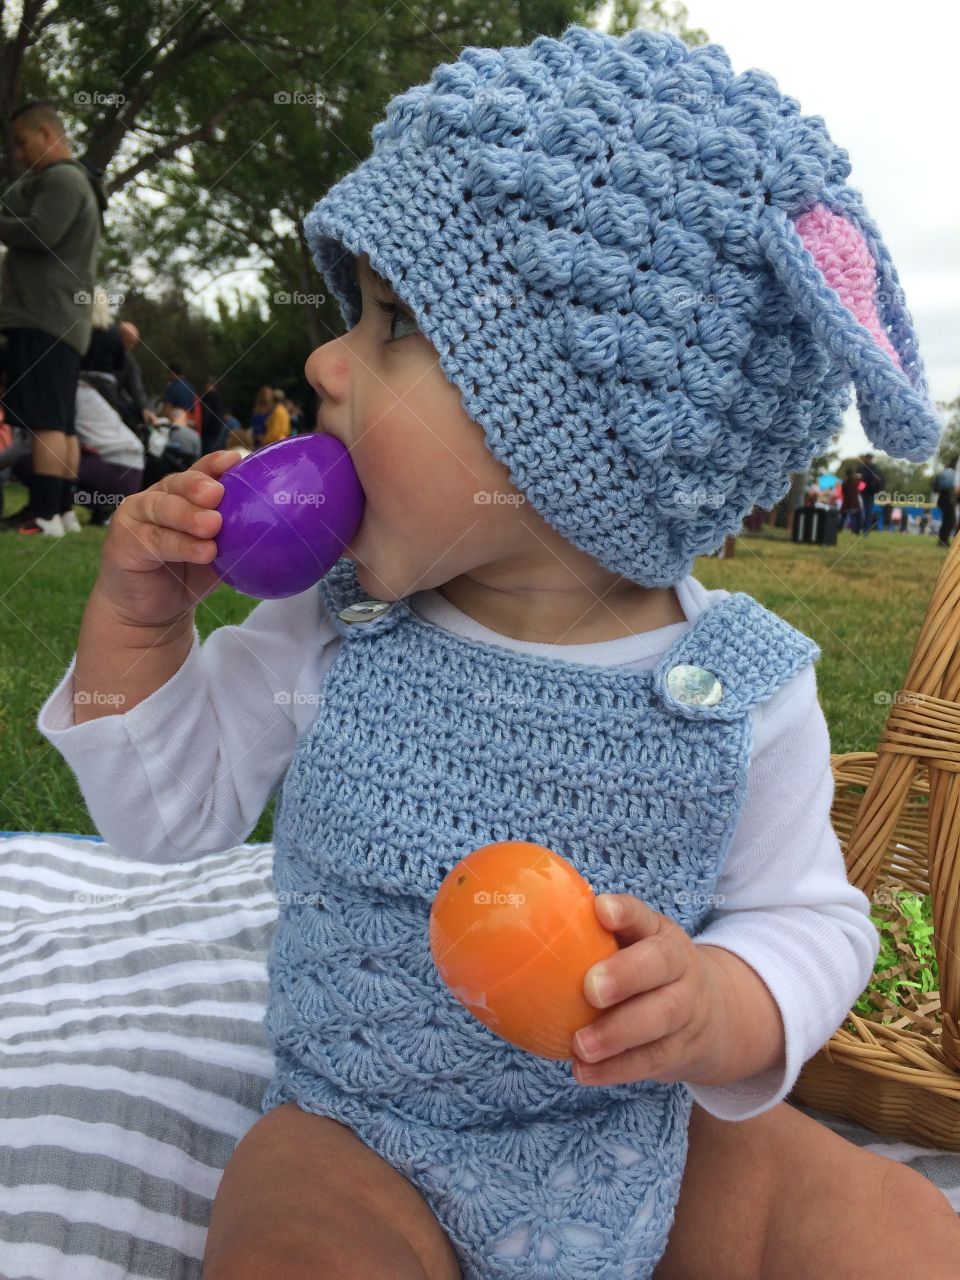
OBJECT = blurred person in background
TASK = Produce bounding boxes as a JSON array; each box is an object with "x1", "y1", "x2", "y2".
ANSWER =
[
  {"x1": 858, "y1": 453, "x2": 885, "y2": 535},
  {"x1": 78, "y1": 289, "x2": 125, "y2": 415},
  {"x1": 222, "y1": 407, "x2": 248, "y2": 452},
  {"x1": 285, "y1": 396, "x2": 302, "y2": 435},
  {"x1": 200, "y1": 374, "x2": 228, "y2": 455},
  {"x1": 115, "y1": 321, "x2": 156, "y2": 437},
  {"x1": 160, "y1": 363, "x2": 197, "y2": 427},
  {"x1": 10, "y1": 375, "x2": 145, "y2": 528},
  {"x1": 932, "y1": 455, "x2": 958, "y2": 549},
  {"x1": 220, "y1": 407, "x2": 245, "y2": 453},
  {"x1": 261, "y1": 386, "x2": 291, "y2": 446},
  {"x1": 0, "y1": 365, "x2": 33, "y2": 518},
  {"x1": 0, "y1": 101, "x2": 104, "y2": 535},
  {"x1": 249, "y1": 385, "x2": 273, "y2": 448},
  {"x1": 838, "y1": 468, "x2": 863, "y2": 534}
]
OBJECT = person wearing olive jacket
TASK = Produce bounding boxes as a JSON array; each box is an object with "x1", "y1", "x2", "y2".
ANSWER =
[{"x1": 0, "y1": 101, "x2": 105, "y2": 536}]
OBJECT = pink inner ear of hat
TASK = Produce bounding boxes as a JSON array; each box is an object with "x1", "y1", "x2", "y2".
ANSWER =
[{"x1": 793, "y1": 202, "x2": 903, "y2": 372}]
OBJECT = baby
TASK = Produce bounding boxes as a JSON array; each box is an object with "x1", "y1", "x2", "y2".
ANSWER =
[{"x1": 40, "y1": 22, "x2": 958, "y2": 1280}]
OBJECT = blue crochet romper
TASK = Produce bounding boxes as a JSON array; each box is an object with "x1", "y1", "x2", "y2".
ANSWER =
[{"x1": 260, "y1": 557, "x2": 820, "y2": 1280}]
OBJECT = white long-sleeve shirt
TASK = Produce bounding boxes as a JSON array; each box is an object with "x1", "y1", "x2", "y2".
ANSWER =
[{"x1": 36, "y1": 573, "x2": 879, "y2": 1121}]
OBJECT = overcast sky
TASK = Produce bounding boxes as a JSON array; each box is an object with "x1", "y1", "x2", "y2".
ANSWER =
[{"x1": 618, "y1": 0, "x2": 958, "y2": 463}]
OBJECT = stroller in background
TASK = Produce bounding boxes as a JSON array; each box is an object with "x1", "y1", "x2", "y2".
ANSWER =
[
  {"x1": 80, "y1": 372, "x2": 207, "y2": 489},
  {"x1": 80, "y1": 418, "x2": 203, "y2": 525},
  {"x1": 140, "y1": 420, "x2": 203, "y2": 489}
]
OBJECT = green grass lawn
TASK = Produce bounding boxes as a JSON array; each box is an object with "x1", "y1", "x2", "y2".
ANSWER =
[{"x1": 1, "y1": 478, "x2": 951, "y2": 842}]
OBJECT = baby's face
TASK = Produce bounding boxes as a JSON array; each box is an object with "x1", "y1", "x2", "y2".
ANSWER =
[
  {"x1": 304, "y1": 252, "x2": 666, "y2": 640},
  {"x1": 305, "y1": 253, "x2": 545, "y2": 601}
]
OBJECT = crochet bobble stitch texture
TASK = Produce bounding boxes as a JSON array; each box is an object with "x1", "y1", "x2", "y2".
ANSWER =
[{"x1": 305, "y1": 24, "x2": 942, "y2": 587}]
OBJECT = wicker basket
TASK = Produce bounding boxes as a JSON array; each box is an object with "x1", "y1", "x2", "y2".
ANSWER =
[{"x1": 790, "y1": 534, "x2": 960, "y2": 1150}]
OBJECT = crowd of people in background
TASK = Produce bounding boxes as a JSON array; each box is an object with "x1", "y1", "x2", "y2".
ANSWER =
[
  {"x1": 800, "y1": 453, "x2": 960, "y2": 548},
  {"x1": 0, "y1": 97, "x2": 313, "y2": 536},
  {"x1": 0, "y1": 291, "x2": 312, "y2": 532},
  {"x1": 156, "y1": 367, "x2": 305, "y2": 456}
]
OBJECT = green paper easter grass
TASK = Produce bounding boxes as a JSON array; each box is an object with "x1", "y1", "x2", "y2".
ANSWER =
[{"x1": 847, "y1": 876, "x2": 942, "y2": 1043}]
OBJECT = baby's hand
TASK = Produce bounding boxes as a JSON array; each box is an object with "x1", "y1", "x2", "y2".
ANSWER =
[
  {"x1": 96, "y1": 450, "x2": 243, "y2": 629},
  {"x1": 571, "y1": 894, "x2": 726, "y2": 1088}
]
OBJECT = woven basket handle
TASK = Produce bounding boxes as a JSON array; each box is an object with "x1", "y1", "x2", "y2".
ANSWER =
[{"x1": 842, "y1": 535, "x2": 960, "y2": 1071}]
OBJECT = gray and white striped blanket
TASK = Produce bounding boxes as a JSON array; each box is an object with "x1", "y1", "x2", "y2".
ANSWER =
[
  {"x1": 0, "y1": 833, "x2": 276, "y2": 1279},
  {"x1": 1, "y1": 832, "x2": 958, "y2": 1279}
]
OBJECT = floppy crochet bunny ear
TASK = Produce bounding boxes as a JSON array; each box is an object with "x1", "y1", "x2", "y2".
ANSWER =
[{"x1": 758, "y1": 196, "x2": 942, "y2": 462}]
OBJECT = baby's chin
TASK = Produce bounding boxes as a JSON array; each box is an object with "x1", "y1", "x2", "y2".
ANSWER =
[
  {"x1": 348, "y1": 551, "x2": 406, "y2": 601},
  {"x1": 344, "y1": 519, "x2": 460, "y2": 600},
  {"x1": 360, "y1": 552, "x2": 456, "y2": 604}
]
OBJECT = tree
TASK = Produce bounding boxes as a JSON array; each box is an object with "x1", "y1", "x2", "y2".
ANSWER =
[
  {"x1": 2, "y1": 1, "x2": 707, "y2": 335},
  {"x1": 1, "y1": 0, "x2": 710, "y2": 414},
  {"x1": 935, "y1": 394, "x2": 960, "y2": 467},
  {"x1": 114, "y1": 283, "x2": 313, "y2": 420},
  {"x1": 605, "y1": 0, "x2": 707, "y2": 41},
  {"x1": 5, "y1": 4, "x2": 606, "y2": 323}
]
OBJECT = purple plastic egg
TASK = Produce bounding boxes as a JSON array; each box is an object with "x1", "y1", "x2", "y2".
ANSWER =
[{"x1": 211, "y1": 434, "x2": 365, "y2": 599}]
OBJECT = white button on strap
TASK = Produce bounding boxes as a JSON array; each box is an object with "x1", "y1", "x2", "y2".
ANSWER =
[
  {"x1": 666, "y1": 663, "x2": 724, "y2": 707},
  {"x1": 338, "y1": 599, "x2": 394, "y2": 624}
]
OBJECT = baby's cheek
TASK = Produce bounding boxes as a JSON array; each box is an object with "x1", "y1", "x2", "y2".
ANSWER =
[
  {"x1": 353, "y1": 419, "x2": 416, "y2": 500},
  {"x1": 378, "y1": 423, "x2": 463, "y2": 503}
]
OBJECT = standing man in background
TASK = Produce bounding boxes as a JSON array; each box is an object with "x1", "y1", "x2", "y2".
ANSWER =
[
  {"x1": 933, "y1": 455, "x2": 958, "y2": 549},
  {"x1": 0, "y1": 101, "x2": 104, "y2": 535},
  {"x1": 857, "y1": 453, "x2": 885, "y2": 537},
  {"x1": 116, "y1": 321, "x2": 156, "y2": 437}
]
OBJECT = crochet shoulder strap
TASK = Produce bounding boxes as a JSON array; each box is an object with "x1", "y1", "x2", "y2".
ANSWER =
[{"x1": 652, "y1": 590, "x2": 820, "y2": 722}]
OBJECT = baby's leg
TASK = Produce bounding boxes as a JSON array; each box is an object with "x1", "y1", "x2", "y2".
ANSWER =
[
  {"x1": 202, "y1": 1101, "x2": 462, "y2": 1280},
  {"x1": 654, "y1": 1098, "x2": 959, "y2": 1280}
]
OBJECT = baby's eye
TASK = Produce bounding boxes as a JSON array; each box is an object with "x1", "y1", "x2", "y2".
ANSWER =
[{"x1": 374, "y1": 297, "x2": 418, "y2": 342}]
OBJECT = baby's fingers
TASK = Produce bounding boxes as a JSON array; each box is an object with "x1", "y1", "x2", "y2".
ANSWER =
[
  {"x1": 137, "y1": 487, "x2": 223, "y2": 543},
  {"x1": 572, "y1": 982, "x2": 691, "y2": 1068},
  {"x1": 582, "y1": 927, "x2": 686, "y2": 1011},
  {"x1": 572, "y1": 1034, "x2": 688, "y2": 1088}
]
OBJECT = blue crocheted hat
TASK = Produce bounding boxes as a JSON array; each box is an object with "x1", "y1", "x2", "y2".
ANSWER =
[{"x1": 303, "y1": 24, "x2": 942, "y2": 588}]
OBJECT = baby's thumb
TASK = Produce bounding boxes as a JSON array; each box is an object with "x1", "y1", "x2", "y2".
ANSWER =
[{"x1": 191, "y1": 449, "x2": 245, "y2": 482}]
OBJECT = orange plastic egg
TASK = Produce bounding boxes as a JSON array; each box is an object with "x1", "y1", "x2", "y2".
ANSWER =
[{"x1": 428, "y1": 840, "x2": 619, "y2": 1059}]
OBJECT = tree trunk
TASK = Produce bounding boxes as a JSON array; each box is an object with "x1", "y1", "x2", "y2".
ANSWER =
[{"x1": 717, "y1": 533, "x2": 736, "y2": 559}]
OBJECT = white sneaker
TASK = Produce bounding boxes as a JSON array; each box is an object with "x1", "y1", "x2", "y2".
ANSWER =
[
  {"x1": 30, "y1": 513, "x2": 65, "y2": 537},
  {"x1": 61, "y1": 510, "x2": 82, "y2": 533}
]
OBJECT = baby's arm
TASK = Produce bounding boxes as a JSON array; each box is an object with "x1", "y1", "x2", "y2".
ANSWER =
[
  {"x1": 685, "y1": 662, "x2": 879, "y2": 1119},
  {"x1": 691, "y1": 942, "x2": 786, "y2": 1080},
  {"x1": 36, "y1": 587, "x2": 335, "y2": 861},
  {"x1": 571, "y1": 663, "x2": 879, "y2": 1118}
]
